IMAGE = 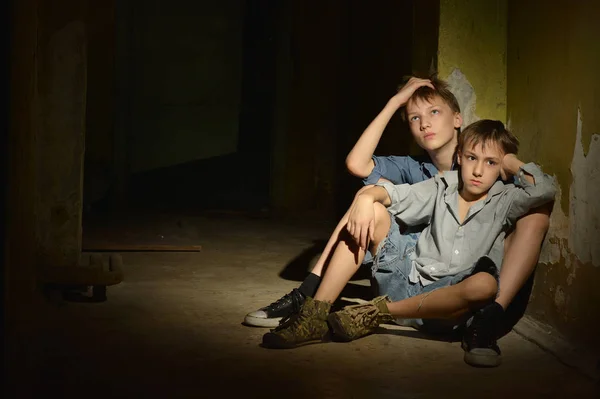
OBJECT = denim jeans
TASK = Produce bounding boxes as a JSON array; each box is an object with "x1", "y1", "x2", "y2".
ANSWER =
[{"x1": 368, "y1": 214, "x2": 499, "y2": 334}]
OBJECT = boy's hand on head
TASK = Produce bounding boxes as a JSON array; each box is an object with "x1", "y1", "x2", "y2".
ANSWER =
[
  {"x1": 346, "y1": 195, "x2": 376, "y2": 251},
  {"x1": 390, "y1": 77, "x2": 435, "y2": 109}
]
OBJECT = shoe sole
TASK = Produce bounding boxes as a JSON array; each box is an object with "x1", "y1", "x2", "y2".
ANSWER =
[
  {"x1": 262, "y1": 332, "x2": 332, "y2": 349},
  {"x1": 244, "y1": 315, "x2": 282, "y2": 328},
  {"x1": 262, "y1": 338, "x2": 327, "y2": 349},
  {"x1": 327, "y1": 313, "x2": 353, "y2": 342},
  {"x1": 463, "y1": 349, "x2": 502, "y2": 368}
]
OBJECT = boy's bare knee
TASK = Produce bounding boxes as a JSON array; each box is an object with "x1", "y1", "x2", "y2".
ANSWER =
[
  {"x1": 370, "y1": 203, "x2": 392, "y2": 248},
  {"x1": 373, "y1": 203, "x2": 390, "y2": 227},
  {"x1": 462, "y1": 272, "x2": 498, "y2": 303}
]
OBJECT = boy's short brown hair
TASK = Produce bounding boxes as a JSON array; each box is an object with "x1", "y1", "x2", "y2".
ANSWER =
[
  {"x1": 399, "y1": 75, "x2": 461, "y2": 121},
  {"x1": 458, "y1": 119, "x2": 519, "y2": 155}
]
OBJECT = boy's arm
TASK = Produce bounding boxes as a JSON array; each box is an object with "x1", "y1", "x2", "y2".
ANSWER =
[
  {"x1": 502, "y1": 155, "x2": 557, "y2": 223},
  {"x1": 362, "y1": 156, "x2": 417, "y2": 185},
  {"x1": 346, "y1": 178, "x2": 437, "y2": 249},
  {"x1": 346, "y1": 77, "x2": 434, "y2": 178},
  {"x1": 375, "y1": 177, "x2": 438, "y2": 225}
]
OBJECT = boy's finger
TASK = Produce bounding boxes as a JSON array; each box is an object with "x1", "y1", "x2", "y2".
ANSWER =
[{"x1": 369, "y1": 220, "x2": 375, "y2": 241}]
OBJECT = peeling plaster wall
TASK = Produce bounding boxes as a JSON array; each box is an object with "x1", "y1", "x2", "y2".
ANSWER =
[
  {"x1": 438, "y1": 0, "x2": 600, "y2": 353},
  {"x1": 508, "y1": 0, "x2": 600, "y2": 351},
  {"x1": 438, "y1": 0, "x2": 507, "y2": 127}
]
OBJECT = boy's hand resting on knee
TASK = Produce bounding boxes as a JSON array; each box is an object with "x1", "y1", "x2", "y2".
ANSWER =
[
  {"x1": 346, "y1": 186, "x2": 391, "y2": 251},
  {"x1": 347, "y1": 195, "x2": 376, "y2": 251}
]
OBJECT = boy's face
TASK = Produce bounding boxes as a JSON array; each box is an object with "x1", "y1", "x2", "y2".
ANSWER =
[
  {"x1": 457, "y1": 140, "x2": 504, "y2": 201},
  {"x1": 405, "y1": 95, "x2": 462, "y2": 153}
]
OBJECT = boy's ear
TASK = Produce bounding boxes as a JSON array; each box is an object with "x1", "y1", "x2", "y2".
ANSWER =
[
  {"x1": 454, "y1": 113, "x2": 463, "y2": 129},
  {"x1": 456, "y1": 150, "x2": 462, "y2": 166}
]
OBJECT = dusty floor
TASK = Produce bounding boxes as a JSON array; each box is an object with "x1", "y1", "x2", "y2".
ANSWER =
[{"x1": 15, "y1": 214, "x2": 600, "y2": 398}]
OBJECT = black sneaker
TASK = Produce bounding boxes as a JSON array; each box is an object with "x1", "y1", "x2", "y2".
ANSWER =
[
  {"x1": 462, "y1": 304, "x2": 503, "y2": 367},
  {"x1": 244, "y1": 288, "x2": 306, "y2": 328}
]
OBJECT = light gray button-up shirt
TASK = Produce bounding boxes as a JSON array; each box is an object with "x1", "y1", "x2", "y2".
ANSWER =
[{"x1": 377, "y1": 163, "x2": 557, "y2": 286}]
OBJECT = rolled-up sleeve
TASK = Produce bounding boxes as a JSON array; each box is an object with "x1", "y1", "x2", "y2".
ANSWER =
[
  {"x1": 363, "y1": 156, "x2": 414, "y2": 185},
  {"x1": 376, "y1": 178, "x2": 438, "y2": 226},
  {"x1": 506, "y1": 162, "x2": 557, "y2": 223}
]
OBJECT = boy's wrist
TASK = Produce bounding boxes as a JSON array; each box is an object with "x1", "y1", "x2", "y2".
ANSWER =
[
  {"x1": 357, "y1": 192, "x2": 376, "y2": 204},
  {"x1": 502, "y1": 154, "x2": 524, "y2": 177},
  {"x1": 387, "y1": 95, "x2": 406, "y2": 110},
  {"x1": 359, "y1": 186, "x2": 387, "y2": 203}
]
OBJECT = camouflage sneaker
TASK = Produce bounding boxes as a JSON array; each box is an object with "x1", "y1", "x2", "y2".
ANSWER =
[
  {"x1": 262, "y1": 297, "x2": 332, "y2": 349},
  {"x1": 328, "y1": 296, "x2": 395, "y2": 341}
]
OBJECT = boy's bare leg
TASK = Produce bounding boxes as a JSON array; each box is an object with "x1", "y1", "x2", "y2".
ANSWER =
[
  {"x1": 327, "y1": 264, "x2": 498, "y2": 346},
  {"x1": 496, "y1": 204, "x2": 551, "y2": 309},
  {"x1": 261, "y1": 203, "x2": 391, "y2": 348},
  {"x1": 308, "y1": 211, "x2": 349, "y2": 277},
  {"x1": 314, "y1": 202, "x2": 391, "y2": 303},
  {"x1": 244, "y1": 186, "x2": 374, "y2": 327},
  {"x1": 386, "y1": 272, "x2": 497, "y2": 319},
  {"x1": 310, "y1": 185, "x2": 375, "y2": 276}
]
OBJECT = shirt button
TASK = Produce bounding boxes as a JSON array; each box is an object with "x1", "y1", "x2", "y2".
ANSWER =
[
  {"x1": 430, "y1": 266, "x2": 436, "y2": 271},
  {"x1": 454, "y1": 250, "x2": 460, "y2": 255}
]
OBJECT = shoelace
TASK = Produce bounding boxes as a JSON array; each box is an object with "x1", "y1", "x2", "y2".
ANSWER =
[
  {"x1": 342, "y1": 302, "x2": 381, "y2": 327},
  {"x1": 271, "y1": 289, "x2": 304, "y2": 332},
  {"x1": 267, "y1": 288, "x2": 302, "y2": 310},
  {"x1": 467, "y1": 317, "x2": 495, "y2": 348}
]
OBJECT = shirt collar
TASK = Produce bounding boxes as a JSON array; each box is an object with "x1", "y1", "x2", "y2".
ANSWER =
[
  {"x1": 416, "y1": 154, "x2": 440, "y2": 178},
  {"x1": 484, "y1": 179, "x2": 508, "y2": 202},
  {"x1": 417, "y1": 154, "x2": 458, "y2": 178}
]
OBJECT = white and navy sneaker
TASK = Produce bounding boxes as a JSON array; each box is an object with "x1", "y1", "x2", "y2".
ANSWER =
[{"x1": 244, "y1": 288, "x2": 306, "y2": 328}]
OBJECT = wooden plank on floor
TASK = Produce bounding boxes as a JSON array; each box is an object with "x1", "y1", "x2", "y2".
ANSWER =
[{"x1": 82, "y1": 243, "x2": 202, "y2": 252}]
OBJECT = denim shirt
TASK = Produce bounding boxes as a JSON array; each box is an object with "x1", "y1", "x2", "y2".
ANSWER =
[
  {"x1": 363, "y1": 155, "x2": 439, "y2": 186},
  {"x1": 376, "y1": 163, "x2": 557, "y2": 286}
]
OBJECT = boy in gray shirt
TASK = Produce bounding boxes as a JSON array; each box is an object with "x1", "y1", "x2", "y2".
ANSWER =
[{"x1": 263, "y1": 120, "x2": 556, "y2": 367}]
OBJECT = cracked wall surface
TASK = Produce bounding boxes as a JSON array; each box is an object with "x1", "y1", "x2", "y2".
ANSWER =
[
  {"x1": 439, "y1": 0, "x2": 600, "y2": 353},
  {"x1": 507, "y1": 0, "x2": 600, "y2": 351}
]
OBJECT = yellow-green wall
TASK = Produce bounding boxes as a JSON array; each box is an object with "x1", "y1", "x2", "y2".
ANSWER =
[
  {"x1": 438, "y1": 0, "x2": 507, "y2": 125},
  {"x1": 507, "y1": 0, "x2": 600, "y2": 350},
  {"x1": 438, "y1": 0, "x2": 600, "y2": 356}
]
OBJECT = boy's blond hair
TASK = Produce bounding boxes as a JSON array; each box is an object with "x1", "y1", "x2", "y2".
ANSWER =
[{"x1": 399, "y1": 75, "x2": 461, "y2": 121}]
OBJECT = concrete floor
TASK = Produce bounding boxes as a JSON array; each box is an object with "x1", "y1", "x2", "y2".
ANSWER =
[{"x1": 17, "y1": 214, "x2": 600, "y2": 398}]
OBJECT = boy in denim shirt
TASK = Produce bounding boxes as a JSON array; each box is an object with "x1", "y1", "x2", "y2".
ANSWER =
[{"x1": 262, "y1": 120, "x2": 556, "y2": 368}]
